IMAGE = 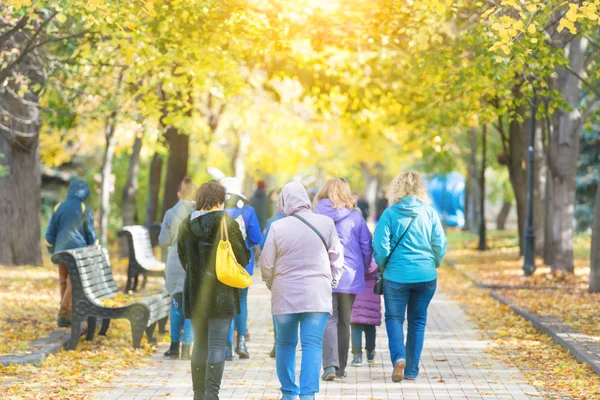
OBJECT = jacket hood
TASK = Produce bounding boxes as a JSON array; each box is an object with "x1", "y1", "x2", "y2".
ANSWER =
[
  {"x1": 391, "y1": 196, "x2": 424, "y2": 216},
  {"x1": 282, "y1": 181, "x2": 311, "y2": 215},
  {"x1": 315, "y1": 198, "x2": 352, "y2": 222},
  {"x1": 174, "y1": 200, "x2": 196, "y2": 218},
  {"x1": 189, "y1": 210, "x2": 224, "y2": 239},
  {"x1": 67, "y1": 180, "x2": 90, "y2": 201},
  {"x1": 252, "y1": 189, "x2": 267, "y2": 198}
]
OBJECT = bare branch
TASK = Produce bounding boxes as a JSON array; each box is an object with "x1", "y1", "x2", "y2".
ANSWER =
[
  {"x1": 0, "y1": 11, "x2": 58, "y2": 83},
  {"x1": 563, "y1": 64, "x2": 600, "y2": 99},
  {"x1": 0, "y1": 15, "x2": 29, "y2": 51}
]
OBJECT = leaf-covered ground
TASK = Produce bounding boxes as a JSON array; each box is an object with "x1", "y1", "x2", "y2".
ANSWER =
[
  {"x1": 443, "y1": 230, "x2": 599, "y2": 399},
  {"x1": 448, "y1": 230, "x2": 590, "y2": 289},
  {"x1": 0, "y1": 251, "x2": 168, "y2": 399}
]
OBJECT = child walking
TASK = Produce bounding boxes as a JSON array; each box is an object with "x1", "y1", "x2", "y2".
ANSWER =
[{"x1": 350, "y1": 259, "x2": 382, "y2": 366}]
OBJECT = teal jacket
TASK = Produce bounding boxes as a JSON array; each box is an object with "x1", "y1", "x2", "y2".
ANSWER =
[{"x1": 373, "y1": 196, "x2": 447, "y2": 284}]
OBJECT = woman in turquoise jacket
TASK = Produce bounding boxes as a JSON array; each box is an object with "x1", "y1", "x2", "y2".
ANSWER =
[{"x1": 372, "y1": 171, "x2": 447, "y2": 383}]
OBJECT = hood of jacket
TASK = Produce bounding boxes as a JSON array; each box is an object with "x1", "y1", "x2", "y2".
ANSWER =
[
  {"x1": 174, "y1": 200, "x2": 196, "y2": 219},
  {"x1": 390, "y1": 196, "x2": 423, "y2": 217},
  {"x1": 189, "y1": 210, "x2": 225, "y2": 239},
  {"x1": 67, "y1": 180, "x2": 90, "y2": 202},
  {"x1": 252, "y1": 188, "x2": 267, "y2": 199},
  {"x1": 282, "y1": 181, "x2": 311, "y2": 215},
  {"x1": 314, "y1": 198, "x2": 352, "y2": 222}
]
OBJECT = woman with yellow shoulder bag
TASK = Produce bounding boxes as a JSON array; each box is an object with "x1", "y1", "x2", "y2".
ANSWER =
[{"x1": 178, "y1": 180, "x2": 250, "y2": 400}]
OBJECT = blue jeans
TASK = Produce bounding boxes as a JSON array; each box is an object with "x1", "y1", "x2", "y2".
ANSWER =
[
  {"x1": 351, "y1": 324, "x2": 376, "y2": 354},
  {"x1": 170, "y1": 292, "x2": 193, "y2": 345},
  {"x1": 274, "y1": 312, "x2": 329, "y2": 400},
  {"x1": 227, "y1": 287, "x2": 249, "y2": 344},
  {"x1": 383, "y1": 279, "x2": 436, "y2": 379}
]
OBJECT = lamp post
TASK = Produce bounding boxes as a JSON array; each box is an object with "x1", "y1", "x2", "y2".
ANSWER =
[{"x1": 523, "y1": 90, "x2": 537, "y2": 276}]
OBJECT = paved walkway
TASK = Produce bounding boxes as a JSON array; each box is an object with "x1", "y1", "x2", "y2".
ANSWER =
[{"x1": 98, "y1": 275, "x2": 541, "y2": 399}]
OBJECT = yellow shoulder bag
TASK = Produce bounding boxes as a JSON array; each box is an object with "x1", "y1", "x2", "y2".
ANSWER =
[{"x1": 216, "y1": 217, "x2": 252, "y2": 289}]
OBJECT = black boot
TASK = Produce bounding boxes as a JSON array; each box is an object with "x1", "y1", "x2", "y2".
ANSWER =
[
  {"x1": 225, "y1": 344, "x2": 234, "y2": 361},
  {"x1": 270, "y1": 331, "x2": 276, "y2": 358},
  {"x1": 269, "y1": 342, "x2": 276, "y2": 358},
  {"x1": 192, "y1": 363, "x2": 206, "y2": 400},
  {"x1": 164, "y1": 341, "x2": 180, "y2": 358},
  {"x1": 181, "y1": 344, "x2": 191, "y2": 360},
  {"x1": 205, "y1": 362, "x2": 225, "y2": 400},
  {"x1": 236, "y1": 335, "x2": 249, "y2": 359}
]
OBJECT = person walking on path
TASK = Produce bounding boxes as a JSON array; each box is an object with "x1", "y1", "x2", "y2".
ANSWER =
[
  {"x1": 45, "y1": 179, "x2": 97, "y2": 328},
  {"x1": 260, "y1": 181, "x2": 344, "y2": 400},
  {"x1": 373, "y1": 171, "x2": 447, "y2": 383},
  {"x1": 250, "y1": 180, "x2": 272, "y2": 231},
  {"x1": 314, "y1": 178, "x2": 373, "y2": 381},
  {"x1": 356, "y1": 195, "x2": 370, "y2": 221},
  {"x1": 375, "y1": 192, "x2": 388, "y2": 223},
  {"x1": 259, "y1": 190, "x2": 286, "y2": 358},
  {"x1": 350, "y1": 258, "x2": 382, "y2": 367},
  {"x1": 221, "y1": 177, "x2": 263, "y2": 360},
  {"x1": 159, "y1": 177, "x2": 197, "y2": 360},
  {"x1": 178, "y1": 181, "x2": 250, "y2": 400}
]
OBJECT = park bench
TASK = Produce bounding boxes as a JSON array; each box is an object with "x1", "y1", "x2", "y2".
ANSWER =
[
  {"x1": 118, "y1": 225, "x2": 165, "y2": 292},
  {"x1": 51, "y1": 245, "x2": 170, "y2": 350}
]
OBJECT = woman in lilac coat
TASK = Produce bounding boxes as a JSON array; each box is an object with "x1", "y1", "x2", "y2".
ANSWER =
[
  {"x1": 350, "y1": 259, "x2": 382, "y2": 366},
  {"x1": 314, "y1": 178, "x2": 373, "y2": 380}
]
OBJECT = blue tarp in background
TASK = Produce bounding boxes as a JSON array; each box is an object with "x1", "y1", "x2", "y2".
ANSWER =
[{"x1": 427, "y1": 172, "x2": 465, "y2": 228}]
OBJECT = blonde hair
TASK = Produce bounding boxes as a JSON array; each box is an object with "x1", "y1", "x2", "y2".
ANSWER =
[
  {"x1": 315, "y1": 178, "x2": 356, "y2": 209},
  {"x1": 388, "y1": 171, "x2": 429, "y2": 204},
  {"x1": 179, "y1": 177, "x2": 198, "y2": 201}
]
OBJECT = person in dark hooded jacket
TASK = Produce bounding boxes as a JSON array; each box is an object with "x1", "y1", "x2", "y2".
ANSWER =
[
  {"x1": 250, "y1": 180, "x2": 272, "y2": 231},
  {"x1": 45, "y1": 179, "x2": 97, "y2": 328},
  {"x1": 178, "y1": 180, "x2": 250, "y2": 400}
]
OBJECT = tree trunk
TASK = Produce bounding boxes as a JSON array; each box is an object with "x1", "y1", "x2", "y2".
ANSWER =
[
  {"x1": 496, "y1": 201, "x2": 512, "y2": 230},
  {"x1": 478, "y1": 125, "x2": 488, "y2": 250},
  {"x1": 590, "y1": 185, "x2": 600, "y2": 293},
  {"x1": 468, "y1": 127, "x2": 481, "y2": 234},
  {"x1": 524, "y1": 114, "x2": 547, "y2": 255},
  {"x1": 0, "y1": 26, "x2": 44, "y2": 266},
  {"x1": 99, "y1": 113, "x2": 118, "y2": 246},
  {"x1": 549, "y1": 36, "x2": 587, "y2": 274},
  {"x1": 507, "y1": 101, "x2": 527, "y2": 254},
  {"x1": 543, "y1": 168, "x2": 554, "y2": 265},
  {"x1": 146, "y1": 153, "x2": 163, "y2": 226},
  {"x1": 120, "y1": 132, "x2": 143, "y2": 257},
  {"x1": 0, "y1": 124, "x2": 42, "y2": 266},
  {"x1": 231, "y1": 129, "x2": 250, "y2": 188},
  {"x1": 161, "y1": 127, "x2": 189, "y2": 218}
]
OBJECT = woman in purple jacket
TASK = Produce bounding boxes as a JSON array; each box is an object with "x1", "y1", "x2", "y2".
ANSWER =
[
  {"x1": 350, "y1": 259, "x2": 382, "y2": 366},
  {"x1": 315, "y1": 178, "x2": 373, "y2": 381}
]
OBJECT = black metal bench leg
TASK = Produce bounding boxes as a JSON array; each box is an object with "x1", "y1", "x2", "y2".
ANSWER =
[
  {"x1": 67, "y1": 317, "x2": 83, "y2": 350},
  {"x1": 145, "y1": 322, "x2": 158, "y2": 345},
  {"x1": 99, "y1": 318, "x2": 111, "y2": 336},
  {"x1": 141, "y1": 273, "x2": 148, "y2": 289},
  {"x1": 158, "y1": 316, "x2": 168, "y2": 335},
  {"x1": 85, "y1": 316, "x2": 97, "y2": 341},
  {"x1": 132, "y1": 274, "x2": 140, "y2": 292}
]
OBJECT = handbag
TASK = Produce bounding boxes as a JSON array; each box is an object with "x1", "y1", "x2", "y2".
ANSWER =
[
  {"x1": 373, "y1": 215, "x2": 416, "y2": 295},
  {"x1": 215, "y1": 217, "x2": 252, "y2": 289}
]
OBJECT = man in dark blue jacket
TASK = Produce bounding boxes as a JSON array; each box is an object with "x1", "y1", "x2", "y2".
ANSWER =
[{"x1": 45, "y1": 179, "x2": 97, "y2": 327}]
